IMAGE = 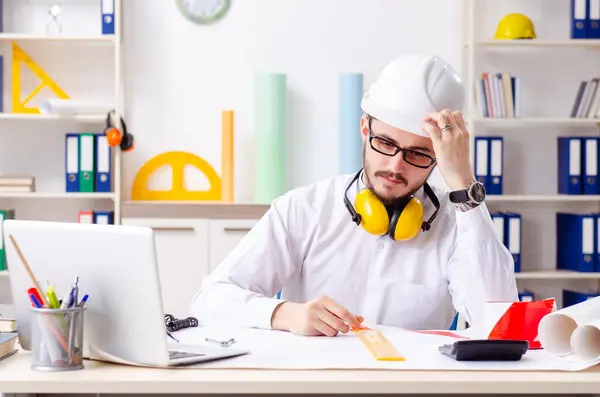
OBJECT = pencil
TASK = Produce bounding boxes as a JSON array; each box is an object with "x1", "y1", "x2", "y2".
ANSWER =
[{"x1": 8, "y1": 234, "x2": 49, "y2": 308}]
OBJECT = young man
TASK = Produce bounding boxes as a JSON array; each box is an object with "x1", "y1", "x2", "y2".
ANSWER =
[{"x1": 190, "y1": 53, "x2": 518, "y2": 336}]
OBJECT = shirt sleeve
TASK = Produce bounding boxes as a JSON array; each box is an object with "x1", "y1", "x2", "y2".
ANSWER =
[
  {"x1": 189, "y1": 196, "x2": 302, "y2": 330},
  {"x1": 446, "y1": 202, "x2": 519, "y2": 328}
]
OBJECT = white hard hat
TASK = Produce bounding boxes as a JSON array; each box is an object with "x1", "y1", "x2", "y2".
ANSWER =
[{"x1": 361, "y1": 53, "x2": 465, "y2": 138}]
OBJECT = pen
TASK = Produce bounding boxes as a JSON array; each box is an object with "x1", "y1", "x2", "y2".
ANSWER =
[
  {"x1": 46, "y1": 284, "x2": 60, "y2": 309},
  {"x1": 28, "y1": 287, "x2": 45, "y2": 308},
  {"x1": 60, "y1": 284, "x2": 74, "y2": 309},
  {"x1": 77, "y1": 295, "x2": 88, "y2": 307},
  {"x1": 72, "y1": 276, "x2": 79, "y2": 308},
  {"x1": 29, "y1": 293, "x2": 42, "y2": 308}
]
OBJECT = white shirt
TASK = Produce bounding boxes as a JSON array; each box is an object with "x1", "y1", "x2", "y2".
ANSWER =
[{"x1": 190, "y1": 173, "x2": 519, "y2": 331}]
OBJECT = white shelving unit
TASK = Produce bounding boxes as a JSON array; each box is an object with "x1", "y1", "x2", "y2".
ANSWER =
[
  {"x1": 0, "y1": 0, "x2": 123, "y2": 221},
  {"x1": 0, "y1": 1, "x2": 124, "y2": 302},
  {"x1": 461, "y1": 0, "x2": 600, "y2": 306}
]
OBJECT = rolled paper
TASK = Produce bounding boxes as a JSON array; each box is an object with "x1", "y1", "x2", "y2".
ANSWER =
[
  {"x1": 339, "y1": 73, "x2": 363, "y2": 174},
  {"x1": 570, "y1": 319, "x2": 600, "y2": 362},
  {"x1": 254, "y1": 73, "x2": 286, "y2": 203},
  {"x1": 38, "y1": 99, "x2": 113, "y2": 115},
  {"x1": 221, "y1": 110, "x2": 234, "y2": 202},
  {"x1": 538, "y1": 295, "x2": 600, "y2": 357}
]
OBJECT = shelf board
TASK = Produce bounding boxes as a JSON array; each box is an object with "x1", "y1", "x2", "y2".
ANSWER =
[
  {"x1": 487, "y1": 195, "x2": 600, "y2": 202},
  {"x1": 0, "y1": 113, "x2": 106, "y2": 122},
  {"x1": 473, "y1": 117, "x2": 598, "y2": 126},
  {"x1": 0, "y1": 192, "x2": 114, "y2": 199},
  {"x1": 516, "y1": 271, "x2": 600, "y2": 280},
  {"x1": 469, "y1": 39, "x2": 600, "y2": 48},
  {"x1": 123, "y1": 200, "x2": 271, "y2": 207},
  {"x1": 0, "y1": 33, "x2": 115, "y2": 42}
]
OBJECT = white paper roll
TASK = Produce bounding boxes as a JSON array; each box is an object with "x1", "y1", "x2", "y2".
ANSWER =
[
  {"x1": 570, "y1": 319, "x2": 600, "y2": 362},
  {"x1": 38, "y1": 99, "x2": 113, "y2": 116},
  {"x1": 538, "y1": 296, "x2": 600, "y2": 357}
]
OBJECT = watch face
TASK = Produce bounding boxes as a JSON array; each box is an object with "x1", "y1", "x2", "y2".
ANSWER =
[{"x1": 469, "y1": 182, "x2": 486, "y2": 202}]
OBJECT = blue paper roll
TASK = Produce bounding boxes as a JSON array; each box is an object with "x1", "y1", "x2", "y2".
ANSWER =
[{"x1": 339, "y1": 73, "x2": 364, "y2": 174}]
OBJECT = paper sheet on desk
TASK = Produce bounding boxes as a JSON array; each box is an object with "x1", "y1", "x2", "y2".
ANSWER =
[{"x1": 173, "y1": 325, "x2": 600, "y2": 371}]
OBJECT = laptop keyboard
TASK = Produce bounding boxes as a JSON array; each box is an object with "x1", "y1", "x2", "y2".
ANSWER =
[{"x1": 169, "y1": 350, "x2": 205, "y2": 359}]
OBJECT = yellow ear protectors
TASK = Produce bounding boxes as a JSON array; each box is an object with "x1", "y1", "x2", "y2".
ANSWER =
[{"x1": 343, "y1": 169, "x2": 440, "y2": 241}]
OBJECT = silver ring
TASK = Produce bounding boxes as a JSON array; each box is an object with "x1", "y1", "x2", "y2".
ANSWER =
[{"x1": 441, "y1": 123, "x2": 452, "y2": 131}]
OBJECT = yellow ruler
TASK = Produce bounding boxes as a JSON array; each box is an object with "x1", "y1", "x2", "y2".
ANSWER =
[{"x1": 353, "y1": 327, "x2": 405, "y2": 361}]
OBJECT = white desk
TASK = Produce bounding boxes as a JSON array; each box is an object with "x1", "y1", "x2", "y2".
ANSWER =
[{"x1": 1, "y1": 350, "x2": 600, "y2": 395}]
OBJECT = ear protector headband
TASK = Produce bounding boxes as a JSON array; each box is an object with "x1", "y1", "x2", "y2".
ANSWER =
[
  {"x1": 105, "y1": 110, "x2": 134, "y2": 152},
  {"x1": 343, "y1": 169, "x2": 440, "y2": 241}
]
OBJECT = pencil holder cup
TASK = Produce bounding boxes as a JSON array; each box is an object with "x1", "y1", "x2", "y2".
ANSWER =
[{"x1": 29, "y1": 306, "x2": 86, "y2": 371}]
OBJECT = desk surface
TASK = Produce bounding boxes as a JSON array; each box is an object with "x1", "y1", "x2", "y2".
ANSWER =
[{"x1": 1, "y1": 351, "x2": 600, "y2": 394}]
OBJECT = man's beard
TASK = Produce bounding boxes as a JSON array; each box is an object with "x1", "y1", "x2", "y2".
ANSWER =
[{"x1": 363, "y1": 170, "x2": 416, "y2": 207}]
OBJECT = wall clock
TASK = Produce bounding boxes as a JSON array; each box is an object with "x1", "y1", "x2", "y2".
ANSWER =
[{"x1": 175, "y1": 0, "x2": 230, "y2": 25}]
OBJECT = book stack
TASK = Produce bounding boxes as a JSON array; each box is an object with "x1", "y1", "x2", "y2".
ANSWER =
[
  {"x1": 570, "y1": 78, "x2": 600, "y2": 118},
  {"x1": 0, "y1": 175, "x2": 35, "y2": 193},
  {"x1": 475, "y1": 72, "x2": 520, "y2": 118}
]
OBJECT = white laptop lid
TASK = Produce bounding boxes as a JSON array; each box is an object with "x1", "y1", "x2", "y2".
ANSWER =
[{"x1": 4, "y1": 220, "x2": 171, "y2": 366}]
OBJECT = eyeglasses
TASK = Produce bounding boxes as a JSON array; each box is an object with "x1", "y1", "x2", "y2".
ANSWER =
[{"x1": 368, "y1": 132, "x2": 436, "y2": 169}]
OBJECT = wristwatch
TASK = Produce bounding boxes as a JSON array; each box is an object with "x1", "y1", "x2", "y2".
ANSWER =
[{"x1": 449, "y1": 179, "x2": 486, "y2": 206}]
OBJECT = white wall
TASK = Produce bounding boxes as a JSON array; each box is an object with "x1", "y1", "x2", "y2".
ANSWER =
[{"x1": 121, "y1": 0, "x2": 463, "y2": 202}]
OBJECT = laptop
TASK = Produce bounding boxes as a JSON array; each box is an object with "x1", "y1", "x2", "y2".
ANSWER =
[{"x1": 4, "y1": 219, "x2": 248, "y2": 367}]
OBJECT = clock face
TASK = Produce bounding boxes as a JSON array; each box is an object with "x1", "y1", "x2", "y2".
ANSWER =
[{"x1": 175, "y1": 0, "x2": 230, "y2": 25}]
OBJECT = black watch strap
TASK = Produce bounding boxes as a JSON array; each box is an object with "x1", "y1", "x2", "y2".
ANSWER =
[{"x1": 449, "y1": 189, "x2": 469, "y2": 203}]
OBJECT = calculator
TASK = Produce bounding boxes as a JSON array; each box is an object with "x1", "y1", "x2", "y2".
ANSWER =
[{"x1": 438, "y1": 339, "x2": 529, "y2": 361}]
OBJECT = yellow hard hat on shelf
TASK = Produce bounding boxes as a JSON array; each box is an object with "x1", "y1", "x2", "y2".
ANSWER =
[{"x1": 494, "y1": 13, "x2": 536, "y2": 39}]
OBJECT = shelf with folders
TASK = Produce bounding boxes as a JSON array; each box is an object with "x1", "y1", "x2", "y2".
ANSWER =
[
  {"x1": 490, "y1": 210, "x2": 600, "y2": 279},
  {"x1": 461, "y1": 0, "x2": 600, "y2": 306},
  {"x1": 0, "y1": 0, "x2": 123, "y2": 227},
  {"x1": 0, "y1": 0, "x2": 116, "y2": 39},
  {"x1": 471, "y1": 128, "x2": 600, "y2": 199}
]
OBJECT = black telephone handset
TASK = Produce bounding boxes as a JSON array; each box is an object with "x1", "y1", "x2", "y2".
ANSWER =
[{"x1": 439, "y1": 339, "x2": 529, "y2": 361}]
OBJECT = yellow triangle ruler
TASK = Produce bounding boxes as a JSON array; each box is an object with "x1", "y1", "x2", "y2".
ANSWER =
[{"x1": 12, "y1": 42, "x2": 69, "y2": 113}]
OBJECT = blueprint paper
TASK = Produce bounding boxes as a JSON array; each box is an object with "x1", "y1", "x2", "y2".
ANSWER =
[{"x1": 168, "y1": 325, "x2": 600, "y2": 371}]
